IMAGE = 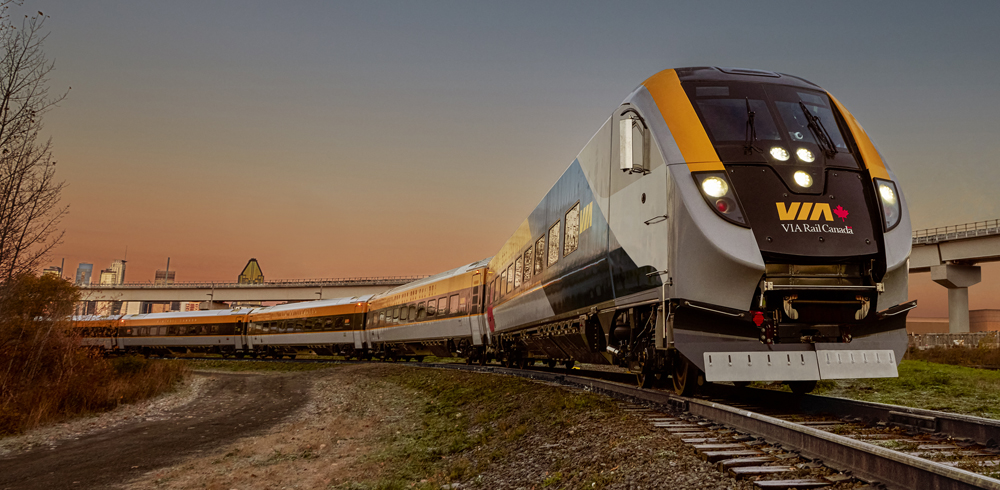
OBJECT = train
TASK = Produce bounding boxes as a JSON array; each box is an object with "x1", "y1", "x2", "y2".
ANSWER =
[{"x1": 76, "y1": 67, "x2": 915, "y2": 395}]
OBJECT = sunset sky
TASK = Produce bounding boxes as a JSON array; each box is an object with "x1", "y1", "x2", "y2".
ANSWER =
[{"x1": 25, "y1": 1, "x2": 1000, "y2": 317}]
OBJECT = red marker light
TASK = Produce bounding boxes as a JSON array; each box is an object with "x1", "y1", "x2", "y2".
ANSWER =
[
  {"x1": 752, "y1": 311, "x2": 765, "y2": 327},
  {"x1": 715, "y1": 199, "x2": 730, "y2": 213}
]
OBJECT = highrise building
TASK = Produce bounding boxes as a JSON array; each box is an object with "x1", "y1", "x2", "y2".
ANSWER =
[
  {"x1": 110, "y1": 259, "x2": 126, "y2": 284},
  {"x1": 75, "y1": 263, "x2": 93, "y2": 285},
  {"x1": 42, "y1": 266, "x2": 61, "y2": 277}
]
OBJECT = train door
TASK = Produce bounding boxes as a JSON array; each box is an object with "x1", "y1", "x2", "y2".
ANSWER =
[
  {"x1": 234, "y1": 321, "x2": 245, "y2": 351},
  {"x1": 608, "y1": 105, "x2": 671, "y2": 301},
  {"x1": 243, "y1": 321, "x2": 254, "y2": 351},
  {"x1": 469, "y1": 272, "x2": 485, "y2": 345}
]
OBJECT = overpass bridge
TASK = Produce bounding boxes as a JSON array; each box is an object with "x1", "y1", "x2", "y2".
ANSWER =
[
  {"x1": 910, "y1": 219, "x2": 1000, "y2": 333},
  {"x1": 80, "y1": 276, "x2": 426, "y2": 304}
]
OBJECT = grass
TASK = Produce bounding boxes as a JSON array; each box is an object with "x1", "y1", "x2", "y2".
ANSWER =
[
  {"x1": 182, "y1": 359, "x2": 342, "y2": 372},
  {"x1": 756, "y1": 360, "x2": 1000, "y2": 419},
  {"x1": 333, "y1": 367, "x2": 615, "y2": 489}
]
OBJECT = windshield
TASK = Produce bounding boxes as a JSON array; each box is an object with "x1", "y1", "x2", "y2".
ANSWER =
[{"x1": 684, "y1": 81, "x2": 856, "y2": 168}]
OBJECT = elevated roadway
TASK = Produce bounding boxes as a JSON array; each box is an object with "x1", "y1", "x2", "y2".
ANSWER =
[
  {"x1": 910, "y1": 219, "x2": 1000, "y2": 333},
  {"x1": 80, "y1": 276, "x2": 425, "y2": 303}
]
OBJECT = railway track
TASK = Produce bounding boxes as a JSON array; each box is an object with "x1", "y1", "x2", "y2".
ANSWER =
[{"x1": 174, "y1": 356, "x2": 1000, "y2": 489}]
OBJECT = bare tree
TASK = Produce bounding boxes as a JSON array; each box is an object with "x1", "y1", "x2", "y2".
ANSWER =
[{"x1": 0, "y1": 7, "x2": 67, "y2": 282}]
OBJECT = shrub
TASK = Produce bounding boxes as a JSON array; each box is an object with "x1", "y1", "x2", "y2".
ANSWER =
[{"x1": 0, "y1": 274, "x2": 188, "y2": 435}]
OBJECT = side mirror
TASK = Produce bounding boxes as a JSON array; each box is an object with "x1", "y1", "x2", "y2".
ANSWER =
[{"x1": 619, "y1": 114, "x2": 647, "y2": 173}]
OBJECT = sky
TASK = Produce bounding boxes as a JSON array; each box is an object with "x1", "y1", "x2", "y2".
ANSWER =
[{"x1": 20, "y1": 0, "x2": 1000, "y2": 317}]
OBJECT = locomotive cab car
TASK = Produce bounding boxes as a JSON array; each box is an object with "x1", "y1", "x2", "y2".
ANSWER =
[{"x1": 486, "y1": 67, "x2": 913, "y2": 393}]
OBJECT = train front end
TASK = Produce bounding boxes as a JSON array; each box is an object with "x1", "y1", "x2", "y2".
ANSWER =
[{"x1": 647, "y1": 67, "x2": 914, "y2": 389}]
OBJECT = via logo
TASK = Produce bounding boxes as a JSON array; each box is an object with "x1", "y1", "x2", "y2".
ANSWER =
[{"x1": 776, "y1": 202, "x2": 849, "y2": 222}]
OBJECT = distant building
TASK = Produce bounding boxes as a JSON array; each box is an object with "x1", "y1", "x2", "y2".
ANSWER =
[
  {"x1": 75, "y1": 263, "x2": 93, "y2": 285},
  {"x1": 907, "y1": 310, "x2": 1000, "y2": 334},
  {"x1": 110, "y1": 259, "x2": 126, "y2": 284},
  {"x1": 238, "y1": 258, "x2": 264, "y2": 284},
  {"x1": 42, "y1": 266, "x2": 61, "y2": 278},
  {"x1": 99, "y1": 269, "x2": 117, "y2": 285},
  {"x1": 154, "y1": 270, "x2": 176, "y2": 285}
]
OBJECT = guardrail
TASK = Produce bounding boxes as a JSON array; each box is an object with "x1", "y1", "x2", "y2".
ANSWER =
[
  {"x1": 912, "y1": 219, "x2": 1000, "y2": 245},
  {"x1": 81, "y1": 275, "x2": 428, "y2": 289}
]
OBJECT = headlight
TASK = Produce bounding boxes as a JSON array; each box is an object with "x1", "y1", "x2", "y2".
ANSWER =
[
  {"x1": 793, "y1": 171, "x2": 813, "y2": 188},
  {"x1": 770, "y1": 146, "x2": 790, "y2": 161},
  {"x1": 701, "y1": 176, "x2": 728, "y2": 198},
  {"x1": 796, "y1": 148, "x2": 815, "y2": 163},
  {"x1": 874, "y1": 178, "x2": 901, "y2": 231},
  {"x1": 693, "y1": 172, "x2": 747, "y2": 227}
]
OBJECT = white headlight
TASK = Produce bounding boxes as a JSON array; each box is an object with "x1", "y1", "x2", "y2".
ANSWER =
[
  {"x1": 701, "y1": 176, "x2": 728, "y2": 198},
  {"x1": 879, "y1": 184, "x2": 896, "y2": 204},
  {"x1": 796, "y1": 148, "x2": 815, "y2": 163},
  {"x1": 793, "y1": 171, "x2": 813, "y2": 188},
  {"x1": 770, "y1": 146, "x2": 790, "y2": 161}
]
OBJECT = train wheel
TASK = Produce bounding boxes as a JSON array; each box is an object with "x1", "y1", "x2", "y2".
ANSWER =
[
  {"x1": 564, "y1": 360, "x2": 575, "y2": 371},
  {"x1": 502, "y1": 355, "x2": 514, "y2": 368},
  {"x1": 546, "y1": 359, "x2": 557, "y2": 369},
  {"x1": 235, "y1": 352, "x2": 245, "y2": 359},
  {"x1": 637, "y1": 371, "x2": 661, "y2": 389},
  {"x1": 516, "y1": 357, "x2": 528, "y2": 369},
  {"x1": 478, "y1": 353, "x2": 487, "y2": 366},
  {"x1": 672, "y1": 356, "x2": 702, "y2": 397},
  {"x1": 415, "y1": 356, "x2": 425, "y2": 363},
  {"x1": 733, "y1": 381, "x2": 750, "y2": 388},
  {"x1": 787, "y1": 380, "x2": 817, "y2": 394}
]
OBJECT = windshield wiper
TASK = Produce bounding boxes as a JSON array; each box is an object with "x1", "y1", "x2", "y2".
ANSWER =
[
  {"x1": 799, "y1": 101, "x2": 838, "y2": 158},
  {"x1": 744, "y1": 98, "x2": 762, "y2": 155}
]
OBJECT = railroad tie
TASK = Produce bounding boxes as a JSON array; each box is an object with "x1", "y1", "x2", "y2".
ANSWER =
[
  {"x1": 729, "y1": 465, "x2": 795, "y2": 479},
  {"x1": 752, "y1": 479, "x2": 832, "y2": 489}
]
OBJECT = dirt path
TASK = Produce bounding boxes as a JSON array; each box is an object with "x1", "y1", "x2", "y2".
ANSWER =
[{"x1": 0, "y1": 371, "x2": 311, "y2": 490}]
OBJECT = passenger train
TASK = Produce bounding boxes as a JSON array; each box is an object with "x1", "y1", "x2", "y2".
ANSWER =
[{"x1": 76, "y1": 67, "x2": 915, "y2": 394}]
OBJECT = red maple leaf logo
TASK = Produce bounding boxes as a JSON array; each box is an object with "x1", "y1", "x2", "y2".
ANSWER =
[{"x1": 833, "y1": 205, "x2": 849, "y2": 222}]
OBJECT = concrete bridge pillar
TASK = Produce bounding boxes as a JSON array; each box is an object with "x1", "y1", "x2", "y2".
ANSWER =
[{"x1": 931, "y1": 264, "x2": 982, "y2": 333}]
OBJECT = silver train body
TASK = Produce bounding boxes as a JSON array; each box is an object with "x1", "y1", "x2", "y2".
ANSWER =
[{"x1": 76, "y1": 67, "x2": 913, "y2": 393}]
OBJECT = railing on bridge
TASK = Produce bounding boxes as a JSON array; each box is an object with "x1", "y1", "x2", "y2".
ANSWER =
[
  {"x1": 912, "y1": 219, "x2": 1000, "y2": 245},
  {"x1": 83, "y1": 275, "x2": 429, "y2": 289}
]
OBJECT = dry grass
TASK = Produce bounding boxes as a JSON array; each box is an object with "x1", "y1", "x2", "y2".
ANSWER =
[
  {"x1": 0, "y1": 274, "x2": 188, "y2": 435},
  {"x1": 905, "y1": 343, "x2": 1000, "y2": 368}
]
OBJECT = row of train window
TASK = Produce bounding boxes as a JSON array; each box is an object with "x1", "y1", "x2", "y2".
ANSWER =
[
  {"x1": 123, "y1": 324, "x2": 234, "y2": 336},
  {"x1": 370, "y1": 293, "x2": 466, "y2": 327},
  {"x1": 249, "y1": 315, "x2": 352, "y2": 334},
  {"x1": 491, "y1": 201, "x2": 580, "y2": 303}
]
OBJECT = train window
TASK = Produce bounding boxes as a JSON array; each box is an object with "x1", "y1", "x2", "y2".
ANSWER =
[
  {"x1": 564, "y1": 202, "x2": 580, "y2": 256},
  {"x1": 499, "y1": 269, "x2": 507, "y2": 297},
  {"x1": 506, "y1": 264, "x2": 514, "y2": 294},
  {"x1": 199, "y1": 325, "x2": 208, "y2": 335},
  {"x1": 548, "y1": 222, "x2": 560, "y2": 266},
  {"x1": 140, "y1": 328, "x2": 148, "y2": 336},
  {"x1": 159, "y1": 327, "x2": 167, "y2": 336},
  {"x1": 409, "y1": 305, "x2": 417, "y2": 321},
  {"x1": 471, "y1": 275, "x2": 480, "y2": 313},
  {"x1": 534, "y1": 236, "x2": 545, "y2": 274},
  {"x1": 523, "y1": 246, "x2": 533, "y2": 284},
  {"x1": 393, "y1": 307, "x2": 399, "y2": 320},
  {"x1": 379, "y1": 311, "x2": 385, "y2": 325},
  {"x1": 417, "y1": 302, "x2": 426, "y2": 320},
  {"x1": 514, "y1": 257, "x2": 523, "y2": 290},
  {"x1": 169, "y1": 326, "x2": 177, "y2": 335},
  {"x1": 335, "y1": 317, "x2": 347, "y2": 329},
  {"x1": 696, "y1": 98, "x2": 780, "y2": 143},
  {"x1": 438, "y1": 297, "x2": 448, "y2": 316},
  {"x1": 449, "y1": 295, "x2": 459, "y2": 315},
  {"x1": 211, "y1": 325, "x2": 219, "y2": 334},
  {"x1": 458, "y1": 295, "x2": 467, "y2": 313},
  {"x1": 427, "y1": 299, "x2": 436, "y2": 316}
]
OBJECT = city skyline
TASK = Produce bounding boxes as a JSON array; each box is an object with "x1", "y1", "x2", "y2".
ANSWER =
[{"x1": 26, "y1": 0, "x2": 1000, "y2": 318}]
